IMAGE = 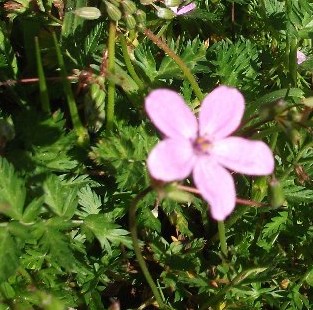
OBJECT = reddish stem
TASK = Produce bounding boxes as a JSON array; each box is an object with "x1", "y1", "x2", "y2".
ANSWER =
[{"x1": 176, "y1": 184, "x2": 264, "y2": 207}]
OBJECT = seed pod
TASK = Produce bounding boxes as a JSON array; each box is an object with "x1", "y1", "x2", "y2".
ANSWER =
[
  {"x1": 121, "y1": 0, "x2": 136, "y2": 14},
  {"x1": 164, "y1": 0, "x2": 181, "y2": 7},
  {"x1": 105, "y1": 1, "x2": 122, "y2": 20},
  {"x1": 124, "y1": 13, "x2": 136, "y2": 30},
  {"x1": 74, "y1": 6, "x2": 101, "y2": 20},
  {"x1": 108, "y1": 0, "x2": 121, "y2": 7},
  {"x1": 135, "y1": 9, "x2": 146, "y2": 23},
  {"x1": 140, "y1": 0, "x2": 155, "y2": 5},
  {"x1": 84, "y1": 84, "x2": 106, "y2": 133},
  {"x1": 269, "y1": 178, "x2": 285, "y2": 208},
  {"x1": 156, "y1": 7, "x2": 175, "y2": 19},
  {"x1": 90, "y1": 83, "x2": 101, "y2": 100}
]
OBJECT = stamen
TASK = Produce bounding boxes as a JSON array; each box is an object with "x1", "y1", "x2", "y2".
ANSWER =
[{"x1": 193, "y1": 136, "x2": 212, "y2": 154}]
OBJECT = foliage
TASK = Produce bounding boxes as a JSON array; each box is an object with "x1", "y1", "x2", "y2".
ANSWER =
[{"x1": 1, "y1": 0, "x2": 313, "y2": 308}]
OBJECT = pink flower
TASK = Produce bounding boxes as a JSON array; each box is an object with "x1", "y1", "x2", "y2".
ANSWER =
[
  {"x1": 297, "y1": 50, "x2": 307, "y2": 65},
  {"x1": 145, "y1": 86, "x2": 275, "y2": 221},
  {"x1": 171, "y1": 1, "x2": 196, "y2": 15}
]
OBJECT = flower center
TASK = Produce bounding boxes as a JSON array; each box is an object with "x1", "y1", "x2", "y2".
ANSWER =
[{"x1": 193, "y1": 136, "x2": 212, "y2": 154}]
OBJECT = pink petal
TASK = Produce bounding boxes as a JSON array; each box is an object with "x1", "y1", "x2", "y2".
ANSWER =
[
  {"x1": 170, "y1": 6, "x2": 178, "y2": 14},
  {"x1": 211, "y1": 137, "x2": 275, "y2": 175},
  {"x1": 147, "y1": 138, "x2": 196, "y2": 182},
  {"x1": 199, "y1": 86, "x2": 245, "y2": 141},
  {"x1": 177, "y1": 2, "x2": 196, "y2": 15},
  {"x1": 193, "y1": 157, "x2": 236, "y2": 220},
  {"x1": 145, "y1": 89, "x2": 198, "y2": 140},
  {"x1": 297, "y1": 50, "x2": 307, "y2": 64}
]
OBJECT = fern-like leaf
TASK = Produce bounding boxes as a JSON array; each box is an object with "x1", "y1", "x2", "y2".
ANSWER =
[
  {"x1": 83, "y1": 214, "x2": 132, "y2": 254},
  {"x1": 0, "y1": 227, "x2": 20, "y2": 283},
  {"x1": 0, "y1": 157, "x2": 26, "y2": 220},
  {"x1": 43, "y1": 174, "x2": 78, "y2": 219},
  {"x1": 90, "y1": 123, "x2": 156, "y2": 191}
]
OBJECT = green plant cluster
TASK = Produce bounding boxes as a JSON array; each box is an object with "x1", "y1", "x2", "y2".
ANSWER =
[{"x1": 1, "y1": 0, "x2": 313, "y2": 309}]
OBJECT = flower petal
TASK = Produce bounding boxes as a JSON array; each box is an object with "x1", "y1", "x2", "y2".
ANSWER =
[
  {"x1": 297, "y1": 50, "x2": 307, "y2": 65},
  {"x1": 147, "y1": 138, "x2": 195, "y2": 182},
  {"x1": 177, "y1": 2, "x2": 196, "y2": 15},
  {"x1": 145, "y1": 89, "x2": 198, "y2": 139},
  {"x1": 193, "y1": 157, "x2": 236, "y2": 220},
  {"x1": 199, "y1": 86, "x2": 245, "y2": 141},
  {"x1": 212, "y1": 137, "x2": 275, "y2": 175}
]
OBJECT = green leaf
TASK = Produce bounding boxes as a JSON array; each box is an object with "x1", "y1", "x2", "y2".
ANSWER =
[
  {"x1": 0, "y1": 22, "x2": 18, "y2": 78},
  {"x1": 22, "y1": 197, "x2": 44, "y2": 223},
  {"x1": 283, "y1": 179, "x2": 313, "y2": 204},
  {"x1": 83, "y1": 214, "x2": 132, "y2": 253},
  {"x1": 158, "y1": 38, "x2": 208, "y2": 79},
  {"x1": 83, "y1": 22, "x2": 106, "y2": 61},
  {"x1": 61, "y1": 0, "x2": 87, "y2": 39},
  {"x1": 9, "y1": 110, "x2": 79, "y2": 174},
  {"x1": 209, "y1": 39, "x2": 260, "y2": 90},
  {"x1": 0, "y1": 157, "x2": 26, "y2": 220},
  {"x1": 133, "y1": 43, "x2": 158, "y2": 82},
  {"x1": 43, "y1": 174, "x2": 78, "y2": 219},
  {"x1": 77, "y1": 186, "x2": 103, "y2": 218},
  {"x1": 0, "y1": 227, "x2": 19, "y2": 283},
  {"x1": 262, "y1": 211, "x2": 288, "y2": 239},
  {"x1": 36, "y1": 221, "x2": 76, "y2": 270},
  {"x1": 90, "y1": 123, "x2": 156, "y2": 191}
]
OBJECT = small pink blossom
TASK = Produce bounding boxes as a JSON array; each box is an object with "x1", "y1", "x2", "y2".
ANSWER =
[
  {"x1": 297, "y1": 50, "x2": 307, "y2": 64},
  {"x1": 171, "y1": 1, "x2": 196, "y2": 15},
  {"x1": 145, "y1": 86, "x2": 274, "y2": 221}
]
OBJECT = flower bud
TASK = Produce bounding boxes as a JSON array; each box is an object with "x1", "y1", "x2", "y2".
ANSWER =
[
  {"x1": 269, "y1": 178, "x2": 285, "y2": 208},
  {"x1": 135, "y1": 9, "x2": 146, "y2": 24},
  {"x1": 164, "y1": 0, "x2": 181, "y2": 7},
  {"x1": 74, "y1": 7, "x2": 101, "y2": 20},
  {"x1": 124, "y1": 14, "x2": 136, "y2": 30},
  {"x1": 105, "y1": 1, "x2": 122, "y2": 20},
  {"x1": 156, "y1": 7, "x2": 175, "y2": 19},
  {"x1": 121, "y1": 0, "x2": 136, "y2": 14}
]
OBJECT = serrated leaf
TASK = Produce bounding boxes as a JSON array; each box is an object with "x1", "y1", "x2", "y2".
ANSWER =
[
  {"x1": 43, "y1": 174, "x2": 78, "y2": 219},
  {"x1": 133, "y1": 43, "x2": 158, "y2": 82},
  {"x1": 0, "y1": 227, "x2": 19, "y2": 283},
  {"x1": 83, "y1": 22, "x2": 105, "y2": 61},
  {"x1": 22, "y1": 197, "x2": 44, "y2": 223},
  {"x1": 283, "y1": 179, "x2": 313, "y2": 204},
  {"x1": 36, "y1": 222, "x2": 76, "y2": 270},
  {"x1": 83, "y1": 214, "x2": 132, "y2": 253},
  {"x1": 90, "y1": 123, "x2": 156, "y2": 191},
  {"x1": 158, "y1": 38, "x2": 208, "y2": 79},
  {"x1": 209, "y1": 39, "x2": 260, "y2": 90},
  {"x1": 262, "y1": 211, "x2": 288, "y2": 239},
  {"x1": 0, "y1": 23, "x2": 18, "y2": 77},
  {"x1": 77, "y1": 186, "x2": 103, "y2": 218},
  {"x1": 0, "y1": 157, "x2": 26, "y2": 220}
]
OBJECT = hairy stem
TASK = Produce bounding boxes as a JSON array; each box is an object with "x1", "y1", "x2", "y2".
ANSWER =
[
  {"x1": 119, "y1": 35, "x2": 144, "y2": 89},
  {"x1": 35, "y1": 36, "x2": 50, "y2": 113},
  {"x1": 52, "y1": 32, "x2": 88, "y2": 145},
  {"x1": 143, "y1": 28, "x2": 204, "y2": 101},
  {"x1": 129, "y1": 187, "x2": 170, "y2": 309},
  {"x1": 106, "y1": 21, "x2": 117, "y2": 131},
  {"x1": 218, "y1": 221, "x2": 228, "y2": 257}
]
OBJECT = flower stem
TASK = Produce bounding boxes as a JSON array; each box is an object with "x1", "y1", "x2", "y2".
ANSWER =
[
  {"x1": 218, "y1": 221, "x2": 228, "y2": 257},
  {"x1": 106, "y1": 21, "x2": 117, "y2": 131},
  {"x1": 143, "y1": 28, "x2": 204, "y2": 101},
  {"x1": 129, "y1": 187, "x2": 170, "y2": 309},
  {"x1": 119, "y1": 35, "x2": 144, "y2": 89},
  {"x1": 52, "y1": 32, "x2": 88, "y2": 146},
  {"x1": 34, "y1": 36, "x2": 50, "y2": 114}
]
